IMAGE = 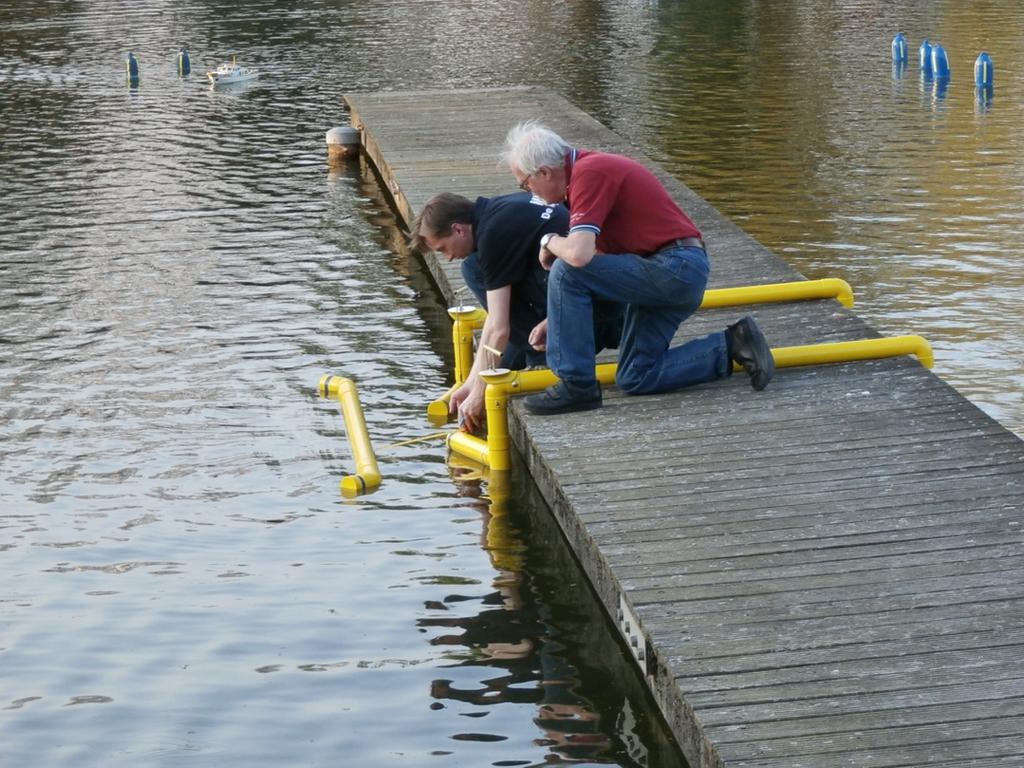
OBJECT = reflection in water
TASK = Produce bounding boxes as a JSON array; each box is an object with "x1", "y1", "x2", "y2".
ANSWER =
[
  {"x1": 423, "y1": 465, "x2": 616, "y2": 764},
  {"x1": 975, "y1": 86, "x2": 994, "y2": 114}
]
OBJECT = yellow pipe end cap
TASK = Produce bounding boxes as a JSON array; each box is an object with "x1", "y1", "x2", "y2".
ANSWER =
[
  {"x1": 340, "y1": 473, "x2": 380, "y2": 497},
  {"x1": 447, "y1": 305, "x2": 484, "y2": 319},
  {"x1": 479, "y1": 367, "x2": 515, "y2": 385},
  {"x1": 340, "y1": 475, "x2": 364, "y2": 497},
  {"x1": 427, "y1": 399, "x2": 451, "y2": 417},
  {"x1": 427, "y1": 401, "x2": 451, "y2": 427}
]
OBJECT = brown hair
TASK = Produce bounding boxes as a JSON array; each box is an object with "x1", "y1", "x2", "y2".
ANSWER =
[{"x1": 408, "y1": 193, "x2": 474, "y2": 252}]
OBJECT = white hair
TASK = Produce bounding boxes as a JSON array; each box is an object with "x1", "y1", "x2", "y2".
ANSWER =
[{"x1": 501, "y1": 120, "x2": 571, "y2": 175}]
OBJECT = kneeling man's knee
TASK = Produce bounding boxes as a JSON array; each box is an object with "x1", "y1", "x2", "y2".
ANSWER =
[
  {"x1": 549, "y1": 258, "x2": 573, "y2": 284},
  {"x1": 616, "y1": 363, "x2": 653, "y2": 395}
]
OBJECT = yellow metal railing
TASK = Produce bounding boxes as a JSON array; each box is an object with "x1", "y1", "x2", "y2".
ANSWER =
[
  {"x1": 313, "y1": 287, "x2": 923, "y2": 478},
  {"x1": 499, "y1": 335, "x2": 934, "y2": 396},
  {"x1": 752, "y1": 335, "x2": 934, "y2": 371},
  {"x1": 444, "y1": 336, "x2": 933, "y2": 469},
  {"x1": 701, "y1": 278, "x2": 854, "y2": 309},
  {"x1": 430, "y1": 278, "x2": 853, "y2": 421},
  {"x1": 435, "y1": 275, "x2": 933, "y2": 470},
  {"x1": 318, "y1": 374, "x2": 381, "y2": 496}
]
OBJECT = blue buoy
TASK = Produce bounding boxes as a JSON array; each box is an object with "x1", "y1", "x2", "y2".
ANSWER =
[
  {"x1": 931, "y1": 43, "x2": 950, "y2": 80},
  {"x1": 891, "y1": 33, "x2": 908, "y2": 63},
  {"x1": 178, "y1": 47, "x2": 191, "y2": 76},
  {"x1": 919, "y1": 39, "x2": 933, "y2": 76},
  {"x1": 126, "y1": 52, "x2": 140, "y2": 85},
  {"x1": 975, "y1": 51, "x2": 994, "y2": 89}
]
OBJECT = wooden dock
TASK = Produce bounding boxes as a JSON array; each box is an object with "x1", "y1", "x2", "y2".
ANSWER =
[{"x1": 343, "y1": 87, "x2": 1024, "y2": 768}]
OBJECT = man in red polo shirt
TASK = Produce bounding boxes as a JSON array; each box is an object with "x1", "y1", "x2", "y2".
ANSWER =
[{"x1": 503, "y1": 120, "x2": 774, "y2": 414}]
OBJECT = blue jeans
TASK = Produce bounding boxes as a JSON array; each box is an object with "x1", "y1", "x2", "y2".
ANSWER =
[
  {"x1": 546, "y1": 245, "x2": 729, "y2": 394},
  {"x1": 462, "y1": 253, "x2": 625, "y2": 370}
]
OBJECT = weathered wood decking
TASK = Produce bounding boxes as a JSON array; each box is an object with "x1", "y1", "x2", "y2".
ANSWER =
[{"x1": 343, "y1": 87, "x2": 1024, "y2": 768}]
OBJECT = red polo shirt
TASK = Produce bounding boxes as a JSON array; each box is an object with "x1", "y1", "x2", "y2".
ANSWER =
[{"x1": 566, "y1": 149, "x2": 701, "y2": 255}]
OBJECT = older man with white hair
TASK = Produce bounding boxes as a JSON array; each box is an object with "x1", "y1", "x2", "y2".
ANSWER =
[{"x1": 503, "y1": 120, "x2": 774, "y2": 415}]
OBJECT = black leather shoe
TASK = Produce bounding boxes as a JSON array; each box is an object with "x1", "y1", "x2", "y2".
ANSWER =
[
  {"x1": 726, "y1": 316, "x2": 775, "y2": 391},
  {"x1": 524, "y1": 381, "x2": 602, "y2": 415}
]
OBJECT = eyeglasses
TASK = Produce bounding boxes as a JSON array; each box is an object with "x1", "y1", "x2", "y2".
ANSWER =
[{"x1": 518, "y1": 166, "x2": 546, "y2": 192}]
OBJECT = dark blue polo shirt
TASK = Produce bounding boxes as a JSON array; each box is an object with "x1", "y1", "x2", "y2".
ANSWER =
[{"x1": 472, "y1": 193, "x2": 568, "y2": 291}]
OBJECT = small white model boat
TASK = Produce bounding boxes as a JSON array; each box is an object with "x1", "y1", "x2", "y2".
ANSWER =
[{"x1": 207, "y1": 58, "x2": 258, "y2": 86}]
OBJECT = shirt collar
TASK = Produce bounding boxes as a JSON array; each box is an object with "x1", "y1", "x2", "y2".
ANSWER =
[{"x1": 562, "y1": 148, "x2": 577, "y2": 203}]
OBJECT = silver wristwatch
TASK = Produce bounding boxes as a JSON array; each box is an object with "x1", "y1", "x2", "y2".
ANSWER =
[{"x1": 540, "y1": 232, "x2": 555, "y2": 250}]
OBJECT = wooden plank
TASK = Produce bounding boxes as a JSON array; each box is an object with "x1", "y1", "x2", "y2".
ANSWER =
[
  {"x1": 343, "y1": 87, "x2": 1024, "y2": 768},
  {"x1": 705, "y1": 695, "x2": 1024, "y2": 742},
  {"x1": 724, "y1": 734, "x2": 1024, "y2": 768}
]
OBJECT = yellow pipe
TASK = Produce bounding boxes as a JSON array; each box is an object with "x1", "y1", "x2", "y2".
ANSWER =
[
  {"x1": 445, "y1": 367, "x2": 520, "y2": 470},
  {"x1": 447, "y1": 429, "x2": 490, "y2": 466},
  {"x1": 427, "y1": 382, "x2": 459, "y2": 427},
  {"x1": 481, "y1": 368, "x2": 517, "y2": 471},
  {"x1": 702, "y1": 278, "x2": 854, "y2": 309},
  {"x1": 433, "y1": 278, "x2": 851, "y2": 418},
  {"x1": 443, "y1": 336, "x2": 931, "y2": 472},
  {"x1": 746, "y1": 335, "x2": 934, "y2": 371},
  {"x1": 448, "y1": 305, "x2": 487, "y2": 384},
  {"x1": 443, "y1": 336, "x2": 931, "y2": 473},
  {"x1": 507, "y1": 362, "x2": 618, "y2": 395},
  {"x1": 317, "y1": 374, "x2": 382, "y2": 496},
  {"x1": 500, "y1": 336, "x2": 931, "y2": 396}
]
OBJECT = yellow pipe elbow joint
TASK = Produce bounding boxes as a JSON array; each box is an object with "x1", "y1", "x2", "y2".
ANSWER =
[{"x1": 341, "y1": 469, "x2": 382, "y2": 498}]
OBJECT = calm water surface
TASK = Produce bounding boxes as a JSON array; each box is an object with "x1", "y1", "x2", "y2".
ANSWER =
[{"x1": 2, "y1": 1, "x2": 1022, "y2": 765}]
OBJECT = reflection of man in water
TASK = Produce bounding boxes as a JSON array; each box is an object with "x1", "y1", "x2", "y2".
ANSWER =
[
  {"x1": 421, "y1": 473, "x2": 611, "y2": 762},
  {"x1": 534, "y1": 701, "x2": 609, "y2": 761},
  {"x1": 425, "y1": 607, "x2": 612, "y2": 761}
]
